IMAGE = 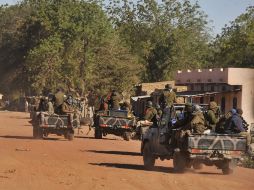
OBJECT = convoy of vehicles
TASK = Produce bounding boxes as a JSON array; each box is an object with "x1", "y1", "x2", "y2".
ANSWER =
[{"x1": 29, "y1": 93, "x2": 251, "y2": 175}]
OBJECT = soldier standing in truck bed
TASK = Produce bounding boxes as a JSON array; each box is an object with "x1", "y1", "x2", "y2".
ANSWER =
[
  {"x1": 159, "y1": 84, "x2": 177, "y2": 110},
  {"x1": 108, "y1": 90, "x2": 122, "y2": 110},
  {"x1": 53, "y1": 88, "x2": 65, "y2": 114},
  {"x1": 144, "y1": 101, "x2": 158, "y2": 124},
  {"x1": 206, "y1": 101, "x2": 220, "y2": 131}
]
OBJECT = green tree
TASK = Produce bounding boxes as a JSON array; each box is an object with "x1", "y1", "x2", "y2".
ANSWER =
[
  {"x1": 212, "y1": 6, "x2": 254, "y2": 68},
  {"x1": 106, "y1": 0, "x2": 211, "y2": 81}
]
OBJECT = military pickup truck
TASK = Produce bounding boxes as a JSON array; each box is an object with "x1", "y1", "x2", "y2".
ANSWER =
[
  {"x1": 32, "y1": 112, "x2": 80, "y2": 140},
  {"x1": 93, "y1": 110, "x2": 136, "y2": 141},
  {"x1": 141, "y1": 108, "x2": 247, "y2": 174}
]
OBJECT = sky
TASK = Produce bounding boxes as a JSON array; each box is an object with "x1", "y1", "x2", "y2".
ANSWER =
[{"x1": 0, "y1": 0, "x2": 253, "y2": 35}]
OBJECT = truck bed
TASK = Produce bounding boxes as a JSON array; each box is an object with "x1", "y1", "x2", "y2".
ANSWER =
[
  {"x1": 99, "y1": 115, "x2": 135, "y2": 128},
  {"x1": 188, "y1": 134, "x2": 246, "y2": 151},
  {"x1": 39, "y1": 113, "x2": 69, "y2": 128}
]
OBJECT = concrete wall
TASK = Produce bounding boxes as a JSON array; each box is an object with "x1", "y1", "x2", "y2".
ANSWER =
[{"x1": 175, "y1": 68, "x2": 228, "y2": 84}]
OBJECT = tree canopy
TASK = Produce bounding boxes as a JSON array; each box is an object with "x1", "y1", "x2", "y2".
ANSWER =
[{"x1": 0, "y1": 0, "x2": 253, "y2": 98}]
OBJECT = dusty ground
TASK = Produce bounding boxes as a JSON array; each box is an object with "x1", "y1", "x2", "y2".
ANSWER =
[{"x1": 0, "y1": 111, "x2": 254, "y2": 190}]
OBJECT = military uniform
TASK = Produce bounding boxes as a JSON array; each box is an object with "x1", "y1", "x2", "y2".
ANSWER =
[
  {"x1": 53, "y1": 90, "x2": 65, "y2": 114},
  {"x1": 160, "y1": 89, "x2": 176, "y2": 108},
  {"x1": 61, "y1": 101, "x2": 75, "y2": 126},
  {"x1": 206, "y1": 101, "x2": 220, "y2": 131},
  {"x1": 144, "y1": 107, "x2": 157, "y2": 123},
  {"x1": 109, "y1": 92, "x2": 121, "y2": 110},
  {"x1": 176, "y1": 105, "x2": 205, "y2": 149},
  {"x1": 62, "y1": 102, "x2": 74, "y2": 114},
  {"x1": 190, "y1": 111, "x2": 206, "y2": 133},
  {"x1": 47, "y1": 101, "x2": 54, "y2": 115}
]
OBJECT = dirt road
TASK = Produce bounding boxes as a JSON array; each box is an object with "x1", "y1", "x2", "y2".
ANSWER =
[{"x1": 0, "y1": 111, "x2": 253, "y2": 190}]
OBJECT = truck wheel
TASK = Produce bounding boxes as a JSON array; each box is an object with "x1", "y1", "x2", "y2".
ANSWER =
[
  {"x1": 37, "y1": 127, "x2": 43, "y2": 139},
  {"x1": 33, "y1": 127, "x2": 38, "y2": 138},
  {"x1": 173, "y1": 152, "x2": 186, "y2": 173},
  {"x1": 222, "y1": 160, "x2": 234, "y2": 175},
  {"x1": 193, "y1": 161, "x2": 203, "y2": 170},
  {"x1": 143, "y1": 142, "x2": 155, "y2": 170},
  {"x1": 94, "y1": 127, "x2": 102, "y2": 139},
  {"x1": 66, "y1": 130, "x2": 74, "y2": 141},
  {"x1": 222, "y1": 167, "x2": 233, "y2": 175},
  {"x1": 123, "y1": 132, "x2": 131, "y2": 141}
]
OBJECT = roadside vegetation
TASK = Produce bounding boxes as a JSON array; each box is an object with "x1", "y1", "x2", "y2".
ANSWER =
[{"x1": 0, "y1": 0, "x2": 253, "y2": 98}]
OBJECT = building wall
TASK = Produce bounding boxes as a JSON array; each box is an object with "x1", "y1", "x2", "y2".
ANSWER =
[{"x1": 175, "y1": 68, "x2": 254, "y2": 128}]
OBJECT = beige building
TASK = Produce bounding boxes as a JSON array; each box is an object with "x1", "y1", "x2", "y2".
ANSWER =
[{"x1": 175, "y1": 68, "x2": 254, "y2": 128}]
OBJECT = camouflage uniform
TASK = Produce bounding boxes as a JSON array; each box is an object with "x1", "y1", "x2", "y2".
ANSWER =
[
  {"x1": 190, "y1": 110, "x2": 206, "y2": 133},
  {"x1": 61, "y1": 102, "x2": 74, "y2": 114},
  {"x1": 139, "y1": 102, "x2": 158, "y2": 138},
  {"x1": 144, "y1": 107, "x2": 158, "y2": 123},
  {"x1": 206, "y1": 101, "x2": 220, "y2": 131},
  {"x1": 53, "y1": 90, "x2": 65, "y2": 114},
  {"x1": 47, "y1": 101, "x2": 54, "y2": 115},
  {"x1": 160, "y1": 89, "x2": 176, "y2": 108},
  {"x1": 109, "y1": 91, "x2": 121, "y2": 110},
  {"x1": 176, "y1": 105, "x2": 205, "y2": 149},
  {"x1": 62, "y1": 100, "x2": 75, "y2": 126}
]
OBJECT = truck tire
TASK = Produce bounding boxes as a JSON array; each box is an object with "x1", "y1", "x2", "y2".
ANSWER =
[
  {"x1": 222, "y1": 167, "x2": 233, "y2": 175},
  {"x1": 37, "y1": 127, "x2": 43, "y2": 139},
  {"x1": 94, "y1": 127, "x2": 102, "y2": 139},
  {"x1": 33, "y1": 126, "x2": 38, "y2": 138},
  {"x1": 123, "y1": 132, "x2": 131, "y2": 141},
  {"x1": 193, "y1": 161, "x2": 203, "y2": 170},
  {"x1": 221, "y1": 160, "x2": 234, "y2": 175},
  {"x1": 66, "y1": 130, "x2": 74, "y2": 141},
  {"x1": 143, "y1": 142, "x2": 155, "y2": 170},
  {"x1": 173, "y1": 151, "x2": 186, "y2": 173}
]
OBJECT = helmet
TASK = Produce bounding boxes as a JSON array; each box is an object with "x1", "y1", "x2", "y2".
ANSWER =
[
  {"x1": 230, "y1": 108, "x2": 237, "y2": 115},
  {"x1": 155, "y1": 103, "x2": 160, "y2": 110},
  {"x1": 165, "y1": 84, "x2": 172, "y2": 90},
  {"x1": 192, "y1": 104, "x2": 202, "y2": 114},
  {"x1": 146, "y1": 101, "x2": 153, "y2": 108},
  {"x1": 209, "y1": 101, "x2": 218, "y2": 109}
]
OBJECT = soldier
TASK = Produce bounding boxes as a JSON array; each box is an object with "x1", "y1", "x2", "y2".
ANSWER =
[
  {"x1": 62, "y1": 95, "x2": 75, "y2": 126},
  {"x1": 206, "y1": 101, "x2": 220, "y2": 131},
  {"x1": 155, "y1": 104, "x2": 163, "y2": 119},
  {"x1": 176, "y1": 104, "x2": 206, "y2": 150},
  {"x1": 237, "y1": 108, "x2": 249, "y2": 131},
  {"x1": 190, "y1": 105, "x2": 206, "y2": 134},
  {"x1": 53, "y1": 88, "x2": 65, "y2": 114},
  {"x1": 108, "y1": 90, "x2": 122, "y2": 110},
  {"x1": 228, "y1": 108, "x2": 251, "y2": 146},
  {"x1": 47, "y1": 94, "x2": 54, "y2": 115},
  {"x1": 38, "y1": 97, "x2": 47, "y2": 112},
  {"x1": 144, "y1": 101, "x2": 158, "y2": 124},
  {"x1": 136, "y1": 101, "x2": 158, "y2": 139},
  {"x1": 159, "y1": 84, "x2": 176, "y2": 109},
  {"x1": 174, "y1": 103, "x2": 193, "y2": 128}
]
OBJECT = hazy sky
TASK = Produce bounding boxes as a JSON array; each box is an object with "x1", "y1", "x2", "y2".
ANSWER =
[{"x1": 0, "y1": 0, "x2": 253, "y2": 35}]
